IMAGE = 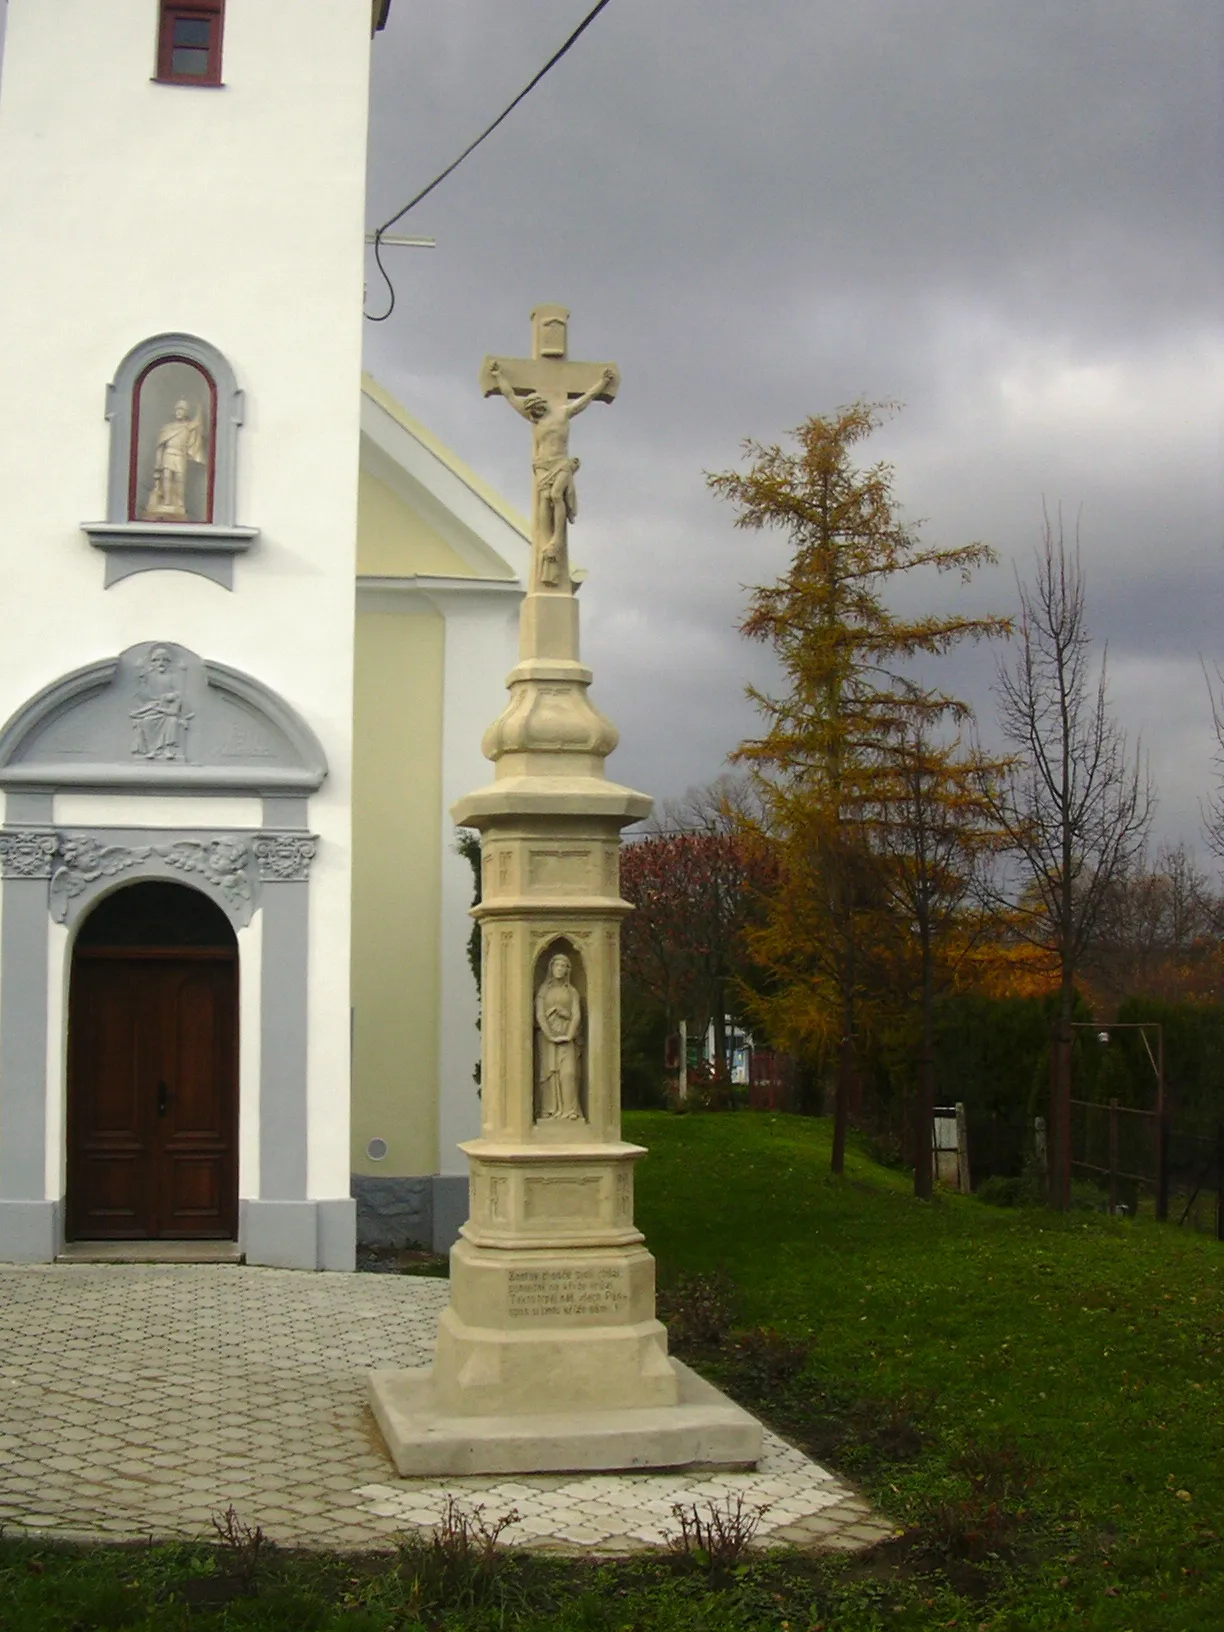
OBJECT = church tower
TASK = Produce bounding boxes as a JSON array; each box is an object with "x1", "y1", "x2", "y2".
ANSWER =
[{"x1": 0, "y1": 1, "x2": 388, "y2": 1267}]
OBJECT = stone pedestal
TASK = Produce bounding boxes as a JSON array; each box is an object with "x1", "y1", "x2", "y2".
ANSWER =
[{"x1": 368, "y1": 310, "x2": 761, "y2": 1476}]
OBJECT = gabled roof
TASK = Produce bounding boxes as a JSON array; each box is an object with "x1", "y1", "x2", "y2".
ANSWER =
[{"x1": 359, "y1": 374, "x2": 530, "y2": 583}]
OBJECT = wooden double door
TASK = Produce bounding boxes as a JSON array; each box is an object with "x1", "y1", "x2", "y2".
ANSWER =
[{"x1": 67, "y1": 949, "x2": 238, "y2": 1240}]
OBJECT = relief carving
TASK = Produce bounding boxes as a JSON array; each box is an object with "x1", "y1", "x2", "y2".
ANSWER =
[
  {"x1": 489, "y1": 1175, "x2": 508, "y2": 1220},
  {"x1": 534, "y1": 948, "x2": 585, "y2": 1122},
  {"x1": 0, "y1": 830, "x2": 59, "y2": 880},
  {"x1": 617, "y1": 1168, "x2": 632, "y2": 1216},
  {"x1": 50, "y1": 835, "x2": 152, "y2": 922},
  {"x1": 157, "y1": 837, "x2": 253, "y2": 914},
  {"x1": 130, "y1": 646, "x2": 192, "y2": 762},
  {"x1": 252, "y1": 834, "x2": 316, "y2": 881}
]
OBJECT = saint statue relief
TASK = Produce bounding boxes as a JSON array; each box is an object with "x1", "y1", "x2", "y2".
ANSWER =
[
  {"x1": 534, "y1": 952, "x2": 584, "y2": 1121},
  {"x1": 488, "y1": 359, "x2": 615, "y2": 587},
  {"x1": 130, "y1": 646, "x2": 192, "y2": 761},
  {"x1": 143, "y1": 397, "x2": 208, "y2": 521}
]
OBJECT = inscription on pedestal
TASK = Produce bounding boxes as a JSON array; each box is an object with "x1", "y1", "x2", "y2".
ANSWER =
[{"x1": 507, "y1": 1265, "x2": 629, "y2": 1321}]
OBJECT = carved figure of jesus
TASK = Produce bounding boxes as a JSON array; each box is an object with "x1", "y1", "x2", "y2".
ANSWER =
[
  {"x1": 534, "y1": 952, "x2": 584, "y2": 1121},
  {"x1": 488, "y1": 359, "x2": 615, "y2": 586},
  {"x1": 145, "y1": 399, "x2": 207, "y2": 521},
  {"x1": 130, "y1": 646, "x2": 191, "y2": 761}
]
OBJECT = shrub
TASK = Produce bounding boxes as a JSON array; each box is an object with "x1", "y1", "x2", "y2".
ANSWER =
[
  {"x1": 976, "y1": 1175, "x2": 1023, "y2": 1207},
  {"x1": 657, "y1": 1269, "x2": 738, "y2": 1350}
]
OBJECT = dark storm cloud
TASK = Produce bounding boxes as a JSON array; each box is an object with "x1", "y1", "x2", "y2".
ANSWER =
[{"x1": 365, "y1": 0, "x2": 1223, "y2": 841}]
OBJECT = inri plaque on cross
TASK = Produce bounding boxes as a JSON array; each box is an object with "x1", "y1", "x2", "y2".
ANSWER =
[{"x1": 481, "y1": 305, "x2": 619, "y2": 593}]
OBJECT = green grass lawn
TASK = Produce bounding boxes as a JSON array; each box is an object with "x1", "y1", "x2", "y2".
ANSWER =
[
  {"x1": 2, "y1": 1109, "x2": 1221, "y2": 1630},
  {"x1": 631, "y1": 1109, "x2": 1224, "y2": 1629}
]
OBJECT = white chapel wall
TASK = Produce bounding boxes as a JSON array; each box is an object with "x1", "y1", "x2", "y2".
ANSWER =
[{"x1": 0, "y1": 0, "x2": 374, "y2": 1252}]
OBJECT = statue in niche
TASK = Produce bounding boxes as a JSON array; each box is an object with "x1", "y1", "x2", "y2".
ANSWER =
[
  {"x1": 487, "y1": 358, "x2": 615, "y2": 586},
  {"x1": 130, "y1": 646, "x2": 192, "y2": 761},
  {"x1": 534, "y1": 951, "x2": 584, "y2": 1121},
  {"x1": 143, "y1": 398, "x2": 207, "y2": 521}
]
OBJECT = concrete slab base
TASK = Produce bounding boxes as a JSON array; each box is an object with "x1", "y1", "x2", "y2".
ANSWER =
[
  {"x1": 368, "y1": 1356, "x2": 763, "y2": 1477},
  {"x1": 56, "y1": 1241, "x2": 243, "y2": 1264}
]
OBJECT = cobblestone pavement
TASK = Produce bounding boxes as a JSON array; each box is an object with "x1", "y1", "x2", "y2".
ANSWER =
[{"x1": 0, "y1": 1264, "x2": 893, "y2": 1555}]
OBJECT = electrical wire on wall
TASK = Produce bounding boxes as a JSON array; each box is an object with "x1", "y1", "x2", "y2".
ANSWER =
[{"x1": 365, "y1": 0, "x2": 615, "y2": 323}]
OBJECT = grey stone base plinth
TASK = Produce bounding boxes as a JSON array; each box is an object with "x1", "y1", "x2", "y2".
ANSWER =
[
  {"x1": 367, "y1": 1357, "x2": 763, "y2": 1477},
  {"x1": 241, "y1": 1199, "x2": 355, "y2": 1271},
  {"x1": 0, "y1": 1200, "x2": 61, "y2": 1263}
]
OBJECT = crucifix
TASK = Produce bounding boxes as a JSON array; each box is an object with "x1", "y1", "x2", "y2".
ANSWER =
[{"x1": 481, "y1": 306, "x2": 619, "y2": 592}]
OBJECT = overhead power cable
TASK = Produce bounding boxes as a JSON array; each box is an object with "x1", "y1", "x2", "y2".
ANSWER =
[{"x1": 366, "y1": 0, "x2": 615, "y2": 322}]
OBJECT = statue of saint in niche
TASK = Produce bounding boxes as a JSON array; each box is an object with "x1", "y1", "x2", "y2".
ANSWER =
[
  {"x1": 130, "y1": 646, "x2": 192, "y2": 761},
  {"x1": 534, "y1": 952, "x2": 584, "y2": 1121},
  {"x1": 143, "y1": 397, "x2": 208, "y2": 521}
]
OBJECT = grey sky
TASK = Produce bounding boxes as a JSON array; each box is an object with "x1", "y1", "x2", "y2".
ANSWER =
[{"x1": 365, "y1": 1, "x2": 1223, "y2": 847}]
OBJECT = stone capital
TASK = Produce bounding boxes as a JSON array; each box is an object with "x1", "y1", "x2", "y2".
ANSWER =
[
  {"x1": 253, "y1": 834, "x2": 317, "y2": 882},
  {"x1": 0, "y1": 830, "x2": 58, "y2": 880}
]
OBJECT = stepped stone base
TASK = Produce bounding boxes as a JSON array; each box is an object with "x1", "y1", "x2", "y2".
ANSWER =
[{"x1": 367, "y1": 1358, "x2": 763, "y2": 1477}]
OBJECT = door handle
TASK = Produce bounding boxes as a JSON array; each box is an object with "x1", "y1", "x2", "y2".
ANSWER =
[{"x1": 157, "y1": 1081, "x2": 170, "y2": 1117}]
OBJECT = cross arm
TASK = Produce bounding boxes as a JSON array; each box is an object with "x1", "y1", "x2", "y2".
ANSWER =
[{"x1": 479, "y1": 356, "x2": 620, "y2": 405}]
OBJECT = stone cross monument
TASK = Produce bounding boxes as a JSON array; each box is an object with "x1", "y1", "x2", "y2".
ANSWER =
[{"x1": 369, "y1": 308, "x2": 761, "y2": 1476}]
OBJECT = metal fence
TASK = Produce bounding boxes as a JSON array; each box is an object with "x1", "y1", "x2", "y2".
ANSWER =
[{"x1": 1069, "y1": 1098, "x2": 1224, "y2": 1239}]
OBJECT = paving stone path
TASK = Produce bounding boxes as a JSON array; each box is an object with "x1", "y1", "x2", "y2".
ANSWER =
[{"x1": 0, "y1": 1264, "x2": 892, "y2": 1554}]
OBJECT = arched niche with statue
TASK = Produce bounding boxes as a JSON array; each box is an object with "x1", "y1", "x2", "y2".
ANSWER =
[{"x1": 81, "y1": 333, "x2": 258, "y2": 588}]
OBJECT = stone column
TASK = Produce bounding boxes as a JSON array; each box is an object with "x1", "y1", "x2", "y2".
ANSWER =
[
  {"x1": 431, "y1": 604, "x2": 673, "y2": 1419},
  {"x1": 368, "y1": 312, "x2": 760, "y2": 1475}
]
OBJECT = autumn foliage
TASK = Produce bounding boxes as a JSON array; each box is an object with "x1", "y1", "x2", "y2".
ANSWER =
[{"x1": 620, "y1": 827, "x2": 776, "y2": 1071}]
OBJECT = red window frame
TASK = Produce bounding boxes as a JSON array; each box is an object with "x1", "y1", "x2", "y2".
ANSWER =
[
  {"x1": 129, "y1": 357, "x2": 218, "y2": 524},
  {"x1": 156, "y1": 1, "x2": 225, "y2": 87}
]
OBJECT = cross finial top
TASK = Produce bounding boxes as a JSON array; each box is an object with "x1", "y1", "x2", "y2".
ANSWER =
[{"x1": 532, "y1": 304, "x2": 569, "y2": 361}]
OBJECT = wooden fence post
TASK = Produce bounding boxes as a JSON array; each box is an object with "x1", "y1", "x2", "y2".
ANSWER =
[
  {"x1": 955, "y1": 1101, "x2": 971, "y2": 1195},
  {"x1": 1216, "y1": 1123, "x2": 1224, "y2": 1244},
  {"x1": 1108, "y1": 1099, "x2": 1119, "y2": 1216},
  {"x1": 1156, "y1": 1110, "x2": 1169, "y2": 1223},
  {"x1": 1034, "y1": 1115, "x2": 1048, "y2": 1198}
]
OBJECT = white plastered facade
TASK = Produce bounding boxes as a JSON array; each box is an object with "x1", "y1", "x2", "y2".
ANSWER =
[{"x1": 0, "y1": 3, "x2": 526, "y2": 1268}]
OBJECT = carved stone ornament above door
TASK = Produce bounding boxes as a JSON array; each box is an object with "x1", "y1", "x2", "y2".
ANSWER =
[
  {"x1": 0, "y1": 643, "x2": 327, "y2": 796},
  {"x1": 0, "y1": 827, "x2": 317, "y2": 931},
  {"x1": 81, "y1": 333, "x2": 258, "y2": 590}
]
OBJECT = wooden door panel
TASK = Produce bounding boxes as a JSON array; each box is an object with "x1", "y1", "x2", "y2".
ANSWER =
[
  {"x1": 165, "y1": 970, "x2": 225, "y2": 1138},
  {"x1": 68, "y1": 961, "x2": 155, "y2": 1238},
  {"x1": 76, "y1": 1152, "x2": 144, "y2": 1234},
  {"x1": 72, "y1": 963, "x2": 146, "y2": 1141},
  {"x1": 68, "y1": 949, "x2": 237, "y2": 1241},
  {"x1": 163, "y1": 1154, "x2": 224, "y2": 1221},
  {"x1": 157, "y1": 960, "x2": 236, "y2": 1238}
]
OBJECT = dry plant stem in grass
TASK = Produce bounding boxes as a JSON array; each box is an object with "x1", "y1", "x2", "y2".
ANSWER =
[
  {"x1": 209, "y1": 1505, "x2": 266, "y2": 1590},
  {"x1": 707, "y1": 401, "x2": 1010, "y2": 1186},
  {"x1": 666, "y1": 1495, "x2": 771, "y2": 1572},
  {"x1": 397, "y1": 1497, "x2": 523, "y2": 1617}
]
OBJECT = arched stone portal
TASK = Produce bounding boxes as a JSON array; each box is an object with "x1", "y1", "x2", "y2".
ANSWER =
[
  {"x1": 0, "y1": 642, "x2": 353, "y2": 1269},
  {"x1": 67, "y1": 883, "x2": 238, "y2": 1242}
]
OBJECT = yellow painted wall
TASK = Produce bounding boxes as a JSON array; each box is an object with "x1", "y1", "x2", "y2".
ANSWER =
[
  {"x1": 356, "y1": 469, "x2": 477, "y2": 579},
  {"x1": 350, "y1": 605, "x2": 445, "y2": 1177}
]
